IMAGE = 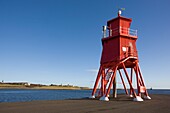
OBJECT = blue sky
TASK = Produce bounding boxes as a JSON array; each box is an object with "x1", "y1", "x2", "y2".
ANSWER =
[{"x1": 0, "y1": 0, "x2": 170, "y2": 89}]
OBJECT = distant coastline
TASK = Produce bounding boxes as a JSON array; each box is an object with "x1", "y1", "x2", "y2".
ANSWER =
[{"x1": 0, "y1": 82, "x2": 90, "y2": 90}]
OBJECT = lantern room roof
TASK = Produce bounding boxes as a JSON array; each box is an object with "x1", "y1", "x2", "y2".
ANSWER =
[{"x1": 107, "y1": 16, "x2": 132, "y2": 24}]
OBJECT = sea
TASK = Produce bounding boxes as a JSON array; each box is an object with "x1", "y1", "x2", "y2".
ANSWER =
[{"x1": 0, "y1": 89, "x2": 170, "y2": 103}]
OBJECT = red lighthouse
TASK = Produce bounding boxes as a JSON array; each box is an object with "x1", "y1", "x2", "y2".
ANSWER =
[{"x1": 90, "y1": 10, "x2": 151, "y2": 101}]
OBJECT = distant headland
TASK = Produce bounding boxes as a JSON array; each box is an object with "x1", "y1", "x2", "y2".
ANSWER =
[{"x1": 0, "y1": 82, "x2": 90, "y2": 90}]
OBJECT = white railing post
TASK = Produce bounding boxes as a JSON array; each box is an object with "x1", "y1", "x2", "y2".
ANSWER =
[
  {"x1": 110, "y1": 29, "x2": 112, "y2": 36},
  {"x1": 103, "y1": 26, "x2": 107, "y2": 38}
]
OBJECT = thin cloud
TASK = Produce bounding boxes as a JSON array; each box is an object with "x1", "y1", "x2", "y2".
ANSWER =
[{"x1": 86, "y1": 69, "x2": 98, "y2": 73}]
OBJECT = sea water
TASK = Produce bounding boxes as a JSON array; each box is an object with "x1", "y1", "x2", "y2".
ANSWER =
[{"x1": 0, "y1": 89, "x2": 169, "y2": 103}]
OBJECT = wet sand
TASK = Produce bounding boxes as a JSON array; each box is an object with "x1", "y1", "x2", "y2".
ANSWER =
[{"x1": 0, "y1": 94, "x2": 170, "y2": 113}]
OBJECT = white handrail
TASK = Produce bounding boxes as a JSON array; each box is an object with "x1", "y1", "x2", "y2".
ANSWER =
[
  {"x1": 108, "y1": 26, "x2": 137, "y2": 37},
  {"x1": 119, "y1": 26, "x2": 137, "y2": 36}
]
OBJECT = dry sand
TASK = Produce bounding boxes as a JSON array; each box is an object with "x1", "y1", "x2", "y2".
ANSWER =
[{"x1": 0, "y1": 94, "x2": 170, "y2": 113}]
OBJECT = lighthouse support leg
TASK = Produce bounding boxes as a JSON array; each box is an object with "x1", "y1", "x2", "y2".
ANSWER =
[
  {"x1": 137, "y1": 63, "x2": 151, "y2": 100},
  {"x1": 118, "y1": 69, "x2": 128, "y2": 95},
  {"x1": 130, "y1": 68, "x2": 133, "y2": 97},
  {"x1": 122, "y1": 63, "x2": 143, "y2": 101},
  {"x1": 100, "y1": 66, "x2": 118, "y2": 101},
  {"x1": 91, "y1": 66, "x2": 102, "y2": 98},
  {"x1": 101, "y1": 69, "x2": 106, "y2": 96},
  {"x1": 113, "y1": 76, "x2": 117, "y2": 98},
  {"x1": 135, "y1": 64, "x2": 141, "y2": 97},
  {"x1": 122, "y1": 63, "x2": 136, "y2": 97}
]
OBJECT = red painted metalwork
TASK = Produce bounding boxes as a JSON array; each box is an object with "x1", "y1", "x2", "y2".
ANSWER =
[
  {"x1": 118, "y1": 69, "x2": 128, "y2": 95},
  {"x1": 130, "y1": 68, "x2": 133, "y2": 96},
  {"x1": 91, "y1": 11, "x2": 151, "y2": 101}
]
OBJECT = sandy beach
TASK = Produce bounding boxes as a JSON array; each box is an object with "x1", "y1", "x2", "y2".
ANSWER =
[{"x1": 0, "y1": 94, "x2": 170, "y2": 113}]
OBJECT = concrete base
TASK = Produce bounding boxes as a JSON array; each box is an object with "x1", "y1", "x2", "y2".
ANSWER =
[
  {"x1": 133, "y1": 96, "x2": 144, "y2": 102},
  {"x1": 99, "y1": 96, "x2": 109, "y2": 101},
  {"x1": 144, "y1": 96, "x2": 151, "y2": 100},
  {"x1": 89, "y1": 95, "x2": 95, "y2": 99},
  {"x1": 129, "y1": 94, "x2": 133, "y2": 97}
]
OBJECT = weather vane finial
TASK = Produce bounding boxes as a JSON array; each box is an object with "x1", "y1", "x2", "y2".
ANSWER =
[{"x1": 118, "y1": 8, "x2": 125, "y2": 16}]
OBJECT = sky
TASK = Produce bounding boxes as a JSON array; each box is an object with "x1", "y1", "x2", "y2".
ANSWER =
[{"x1": 0, "y1": 0, "x2": 170, "y2": 89}]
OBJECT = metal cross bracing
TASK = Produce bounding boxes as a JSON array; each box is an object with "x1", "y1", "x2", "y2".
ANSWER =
[{"x1": 91, "y1": 54, "x2": 151, "y2": 101}]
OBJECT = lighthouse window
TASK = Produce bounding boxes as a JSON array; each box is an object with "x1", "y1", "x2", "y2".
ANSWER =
[{"x1": 122, "y1": 47, "x2": 127, "y2": 52}]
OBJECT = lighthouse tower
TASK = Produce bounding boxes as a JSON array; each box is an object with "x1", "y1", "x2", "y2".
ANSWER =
[{"x1": 90, "y1": 10, "x2": 151, "y2": 101}]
